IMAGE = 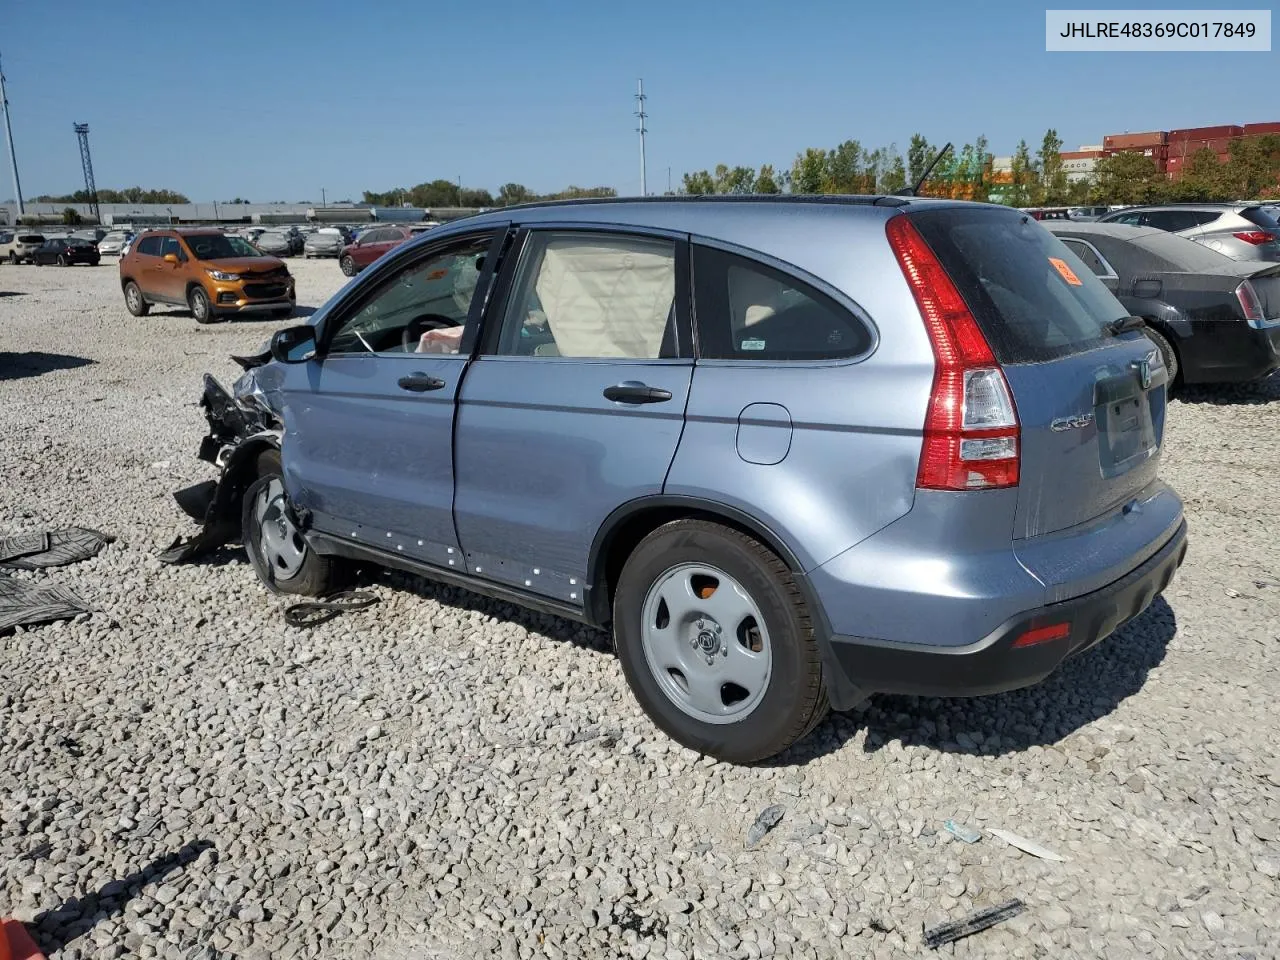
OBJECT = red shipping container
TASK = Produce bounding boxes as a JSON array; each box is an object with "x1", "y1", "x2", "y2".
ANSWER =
[
  {"x1": 1242, "y1": 122, "x2": 1280, "y2": 135},
  {"x1": 1059, "y1": 150, "x2": 1103, "y2": 160},
  {"x1": 1103, "y1": 131, "x2": 1167, "y2": 149},
  {"x1": 1169, "y1": 125, "x2": 1243, "y2": 142}
]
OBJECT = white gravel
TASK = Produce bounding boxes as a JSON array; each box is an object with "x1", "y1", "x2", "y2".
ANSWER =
[{"x1": 2, "y1": 256, "x2": 1279, "y2": 960}]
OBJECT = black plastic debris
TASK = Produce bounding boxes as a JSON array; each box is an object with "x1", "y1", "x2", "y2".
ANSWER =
[
  {"x1": 0, "y1": 527, "x2": 114, "y2": 570},
  {"x1": 282, "y1": 590, "x2": 380, "y2": 629},
  {"x1": 923, "y1": 899, "x2": 1026, "y2": 950},
  {"x1": 745, "y1": 804, "x2": 786, "y2": 849}
]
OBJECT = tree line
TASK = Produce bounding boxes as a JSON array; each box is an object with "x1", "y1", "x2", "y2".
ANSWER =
[
  {"x1": 678, "y1": 130, "x2": 1280, "y2": 206},
  {"x1": 32, "y1": 187, "x2": 191, "y2": 204},
  {"x1": 361, "y1": 180, "x2": 617, "y2": 209}
]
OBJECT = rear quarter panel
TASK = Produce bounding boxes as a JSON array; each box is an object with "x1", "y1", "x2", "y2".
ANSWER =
[{"x1": 665, "y1": 219, "x2": 934, "y2": 571}]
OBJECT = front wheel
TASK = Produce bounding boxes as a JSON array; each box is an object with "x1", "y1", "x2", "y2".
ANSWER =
[
  {"x1": 339, "y1": 255, "x2": 357, "y2": 277},
  {"x1": 613, "y1": 520, "x2": 828, "y2": 763},
  {"x1": 57, "y1": 254, "x2": 68, "y2": 267},
  {"x1": 189, "y1": 286, "x2": 215, "y2": 324},
  {"x1": 241, "y1": 449, "x2": 334, "y2": 597}
]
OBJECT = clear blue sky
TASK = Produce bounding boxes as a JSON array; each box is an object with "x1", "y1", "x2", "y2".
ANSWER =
[{"x1": 3, "y1": 0, "x2": 1276, "y2": 202}]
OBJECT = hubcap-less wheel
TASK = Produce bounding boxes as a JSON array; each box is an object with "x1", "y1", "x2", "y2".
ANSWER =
[
  {"x1": 253, "y1": 478, "x2": 307, "y2": 581},
  {"x1": 126, "y1": 285, "x2": 142, "y2": 312},
  {"x1": 640, "y1": 563, "x2": 772, "y2": 724},
  {"x1": 340, "y1": 255, "x2": 357, "y2": 277}
]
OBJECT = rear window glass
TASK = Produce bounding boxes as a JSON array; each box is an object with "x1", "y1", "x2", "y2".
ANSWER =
[
  {"x1": 1129, "y1": 231, "x2": 1238, "y2": 272},
  {"x1": 910, "y1": 207, "x2": 1126, "y2": 364},
  {"x1": 1242, "y1": 206, "x2": 1280, "y2": 229}
]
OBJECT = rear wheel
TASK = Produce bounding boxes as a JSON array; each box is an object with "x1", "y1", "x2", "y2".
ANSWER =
[
  {"x1": 241, "y1": 449, "x2": 333, "y2": 596},
  {"x1": 613, "y1": 520, "x2": 829, "y2": 763},
  {"x1": 7, "y1": 252, "x2": 16, "y2": 265},
  {"x1": 189, "y1": 286, "x2": 215, "y2": 324},
  {"x1": 57, "y1": 254, "x2": 68, "y2": 267},
  {"x1": 1143, "y1": 325, "x2": 1180, "y2": 392},
  {"x1": 339, "y1": 255, "x2": 357, "y2": 277},
  {"x1": 124, "y1": 281, "x2": 150, "y2": 316}
]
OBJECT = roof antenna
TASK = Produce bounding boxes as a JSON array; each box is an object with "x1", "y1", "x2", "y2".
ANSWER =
[{"x1": 897, "y1": 142, "x2": 953, "y2": 197}]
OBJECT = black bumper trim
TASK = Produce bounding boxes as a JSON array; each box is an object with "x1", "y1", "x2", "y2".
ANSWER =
[{"x1": 823, "y1": 520, "x2": 1188, "y2": 702}]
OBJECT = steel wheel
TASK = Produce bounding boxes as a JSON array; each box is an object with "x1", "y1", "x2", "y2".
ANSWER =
[
  {"x1": 640, "y1": 562, "x2": 773, "y2": 724},
  {"x1": 252, "y1": 477, "x2": 308, "y2": 581},
  {"x1": 340, "y1": 254, "x2": 357, "y2": 277}
]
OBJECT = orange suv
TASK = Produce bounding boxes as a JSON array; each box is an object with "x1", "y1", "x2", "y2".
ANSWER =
[{"x1": 119, "y1": 229, "x2": 296, "y2": 323}]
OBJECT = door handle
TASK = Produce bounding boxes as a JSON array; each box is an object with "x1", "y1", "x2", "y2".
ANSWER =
[
  {"x1": 398, "y1": 372, "x2": 446, "y2": 392},
  {"x1": 603, "y1": 381, "x2": 673, "y2": 404}
]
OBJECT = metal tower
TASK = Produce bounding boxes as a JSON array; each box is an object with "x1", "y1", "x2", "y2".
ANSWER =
[
  {"x1": 634, "y1": 79, "x2": 647, "y2": 197},
  {"x1": 0, "y1": 52, "x2": 23, "y2": 216},
  {"x1": 74, "y1": 123, "x2": 99, "y2": 223}
]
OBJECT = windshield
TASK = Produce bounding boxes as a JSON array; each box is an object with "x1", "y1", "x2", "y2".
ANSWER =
[{"x1": 185, "y1": 234, "x2": 263, "y2": 260}]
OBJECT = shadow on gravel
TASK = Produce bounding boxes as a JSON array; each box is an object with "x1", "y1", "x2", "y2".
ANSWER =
[
  {"x1": 768, "y1": 596, "x2": 1178, "y2": 766},
  {"x1": 0, "y1": 290, "x2": 25, "y2": 297},
  {"x1": 1176, "y1": 374, "x2": 1280, "y2": 405},
  {"x1": 0, "y1": 351, "x2": 95, "y2": 382},
  {"x1": 363, "y1": 565, "x2": 615, "y2": 656},
  {"x1": 31, "y1": 839, "x2": 214, "y2": 955},
  {"x1": 143, "y1": 305, "x2": 315, "y2": 323}
]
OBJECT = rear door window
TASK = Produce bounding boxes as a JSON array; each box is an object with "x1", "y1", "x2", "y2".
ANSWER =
[
  {"x1": 692, "y1": 245, "x2": 872, "y2": 360},
  {"x1": 1059, "y1": 239, "x2": 1112, "y2": 277},
  {"x1": 909, "y1": 207, "x2": 1127, "y2": 364}
]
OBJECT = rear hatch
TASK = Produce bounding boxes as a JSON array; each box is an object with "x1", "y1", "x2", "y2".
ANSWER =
[{"x1": 910, "y1": 206, "x2": 1169, "y2": 540}]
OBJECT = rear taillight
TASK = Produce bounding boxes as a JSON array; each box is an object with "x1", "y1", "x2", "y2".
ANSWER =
[
  {"x1": 1235, "y1": 279, "x2": 1265, "y2": 322},
  {"x1": 1232, "y1": 231, "x2": 1275, "y2": 246},
  {"x1": 886, "y1": 215, "x2": 1020, "y2": 491}
]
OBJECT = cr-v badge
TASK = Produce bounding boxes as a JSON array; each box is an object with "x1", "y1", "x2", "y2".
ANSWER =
[{"x1": 1051, "y1": 412, "x2": 1095, "y2": 432}]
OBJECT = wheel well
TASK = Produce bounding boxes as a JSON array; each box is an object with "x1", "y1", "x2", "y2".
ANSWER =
[
  {"x1": 591, "y1": 504, "x2": 801, "y2": 625},
  {"x1": 186, "y1": 281, "x2": 207, "y2": 301},
  {"x1": 120, "y1": 276, "x2": 135, "y2": 292}
]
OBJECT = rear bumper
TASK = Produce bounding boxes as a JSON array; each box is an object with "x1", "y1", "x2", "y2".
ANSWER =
[
  {"x1": 819, "y1": 519, "x2": 1187, "y2": 704},
  {"x1": 1182, "y1": 320, "x2": 1280, "y2": 384}
]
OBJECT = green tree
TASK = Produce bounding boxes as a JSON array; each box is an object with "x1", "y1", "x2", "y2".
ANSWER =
[
  {"x1": 907, "y1": 134, "x2": 931, "y2": 187},
  {"x1": 714, "y1": 164, "x2": 756, "y2": 195},
  {"x1": 61, "y1": 207, "x2": 82, "y2": 225},
  {"x1": 1009, "y1": 139, "x2": 1035, "y2": 207},
  {"x1": 823, "y1": 140, "x2": 863, "y2": 193},
  {"x1": 498, "y1": 183, "x2": 534, "y2": 205},
  {"x1": 1172, "y1": 148, "x2": 1230, "y2": 201},
  {"x1": 1090, "y1": 152, "x2": 1167, "y2": 205},
  {"x1": 547, "y1": 185, "x2": 616, "y2": 200},
  {"x1": 879, "y1": 148, "x2": 907, "y2": 194},
  {"x1": 1037, "y1": 129, "x2": 1067, "y2": 204},
  {"x1": 682, "y1": 170, "x2": 715, "y2": 194},
  {"x1": 791, "y1": 147, "x2": 827, "y2": 194},
  {"x1": 754, "y1": 164, "x2": 780, "y2": 194},
  {"x1": 971, "y1": 134, "x2": 991, "y2": 201},
  {"x1": 1221, "y1": 134, "x2": 1280, "y2": 198}
]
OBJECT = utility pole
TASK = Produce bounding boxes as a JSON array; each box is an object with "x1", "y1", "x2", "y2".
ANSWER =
[
  {"x1": 321, "y1": 187, "x2": 326, "y2": 208},
  {"x1": 74, "y1": 123, "x2": 99, "y2": 223},
  {"x1": 634, "y1": 79, "x2": 647, "y2": 196},
  {"x1": 456, "y1": 175, "x2": 462, "y2": 207},
  {"x1": 667, "y1": 166, "x2": 671, "y2": 195},
  {"x1": 1, "y1": 52, "x2": 24, "y2": 216}
]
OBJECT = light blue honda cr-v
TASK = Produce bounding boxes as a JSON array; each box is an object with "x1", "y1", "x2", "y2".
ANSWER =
[{"x1": 166, "y1": 196, "x2": 1188, "y2": 763}]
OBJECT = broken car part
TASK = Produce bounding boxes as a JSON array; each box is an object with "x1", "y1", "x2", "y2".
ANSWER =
[{"x1": 923, "y1": 899, "x2": 1026, "y2": 950}]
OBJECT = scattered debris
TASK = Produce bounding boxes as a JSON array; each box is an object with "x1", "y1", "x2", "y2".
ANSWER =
[
  {"x1": 745, "y1": 804, "x2": 786, "y2": 849},
  {"x1": 923, "y1": 899, "x2": 1026, "y2": 950},
  {"x1": 1253, "y1": 579, "x2": 1280, "y2": 590},
  {"x1": 1224, "y1": 587, "x2": 1257, "y2": 600},
  {"x1": 988, "y1": 828, "x2": 1068, "y2": 862},
  {"x1": 790, "y1": 822, "x2": 825, "y2": 842},
  {"x1": 0, "y1": 528, "x2": 114, "y2": 570},
  {"x1": 943, "y1": 820, "x2": 982, "y2": 844},
  {"x1": 282, "y1": 590, "x2": 380, "y2": 628}
]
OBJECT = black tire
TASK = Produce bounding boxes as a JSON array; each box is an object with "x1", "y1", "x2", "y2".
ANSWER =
[
  {"x1": 7, "y1": 252, "x2": 16, "y2": 265},
  {"x1": 1143, "y1": 324, "x2": 1180, "y2": 393},
  {"x1": 57, "y1": 254, "x2": 68, "y2": 267},
  {"x1": 123, "y1": 280, "x2": 150, "y2": 316},
  {"x1": 339, "y1": 255, "x2": 357, "y2": 277},
  {"x1": 33, "y1": 258, "x2": 42, "y2": 267},
  {"x1": 241, "y1": 449, "x2": 334, "y2": 597},
  {"x1": 189, "y1": 286, "x2": 215, "y2": 324},
  {"x1": 613, "y1": 519, "x2": 828, "y2": 763}
]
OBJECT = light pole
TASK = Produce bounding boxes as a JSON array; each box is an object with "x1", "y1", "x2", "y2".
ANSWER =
[
  {"x1": 634, "y1": 79, "x2": 648, "y2": 197},
  {"x1": 321, "y1": 187, "x2": 326, "y2": 208},
  {"x1": 0, "y1": 51, "x2": 24, "y2": 216},
  {"x1": 456, "y1": 176, "x2": 462, "y2": 207}
]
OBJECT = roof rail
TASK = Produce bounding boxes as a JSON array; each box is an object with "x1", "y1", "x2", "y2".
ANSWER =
[{"x1": 492, "y1": 194, "x2": 912, "y2": 213}]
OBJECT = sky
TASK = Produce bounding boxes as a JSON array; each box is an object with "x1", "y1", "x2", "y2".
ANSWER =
[{"x1": 2, "y1": 0, "x2": 1277, "y2": 203}]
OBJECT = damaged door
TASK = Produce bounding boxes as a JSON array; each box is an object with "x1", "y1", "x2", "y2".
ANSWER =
[{"x1": 272, "y1": 230, "x2": 507, "y2": 569}]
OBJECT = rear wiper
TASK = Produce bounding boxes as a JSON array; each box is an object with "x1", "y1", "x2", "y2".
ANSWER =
[{"x1": 1106, "y1": 315, "x2": 1146, "y2": 336}]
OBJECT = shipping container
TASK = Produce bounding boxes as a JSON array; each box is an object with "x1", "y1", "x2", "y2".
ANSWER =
[
  {"x1": 1103, "y1": 131, "x2": 1167, "y2": 149},
  {"x1": 1169, "y1": 138, "x2": 1235, "y2": 156},
  {"x1": 1242, "y1": 122, "x2": 1280, "y2": 135},
  {"x1": 1058, "y1": 150, "x2": 1103, "y2": 160},
  {"x1": 1168, "y1": 125, "x2": 1243, "y2": 142}
]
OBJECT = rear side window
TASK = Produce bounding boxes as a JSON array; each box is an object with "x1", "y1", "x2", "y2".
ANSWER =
[
  {"x1": 909, "y1": 207, "x2": 1127, "y2": 364},
  {"x1": 692, "y1": 245, "x2": 872, "y2": 360},
  {"x1": 1242, "y1": 206, "x2": 1280, "y2": 229},
  {"x1": 136, "y1": 236, "x2": 163, "y2": 256},
  {"x1": 1143, "y1": 210, "x2": 1204, "y2": 232},
  {"x1": 1058, "y1": 239, "x2": 1111, "y2": 277}
]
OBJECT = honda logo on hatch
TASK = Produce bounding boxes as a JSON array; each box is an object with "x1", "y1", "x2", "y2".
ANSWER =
[{"x1": 1133, "y1": 356, "x2": 1152, "y2": 390}]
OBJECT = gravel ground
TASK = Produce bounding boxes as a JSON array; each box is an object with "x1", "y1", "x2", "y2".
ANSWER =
[{"x1": 2, "y1": 256, "x2": 1279, "y2": 960}]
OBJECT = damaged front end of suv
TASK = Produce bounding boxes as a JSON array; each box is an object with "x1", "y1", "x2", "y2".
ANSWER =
[{"x1": 158, "y1": 347, "x2": 286, "y2": 564}]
